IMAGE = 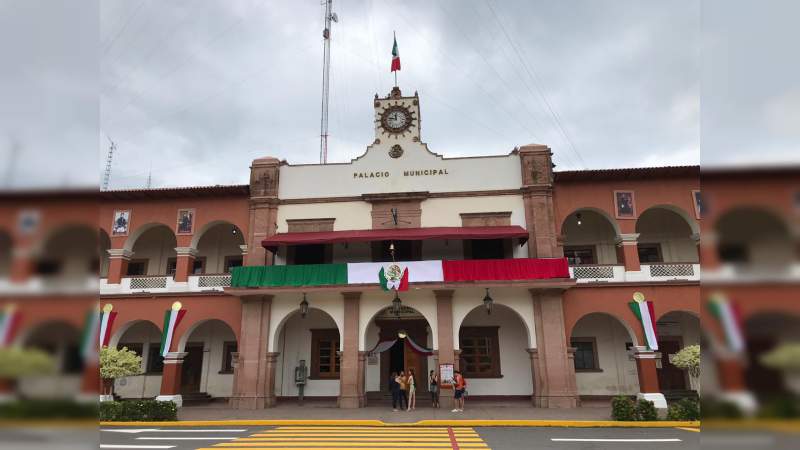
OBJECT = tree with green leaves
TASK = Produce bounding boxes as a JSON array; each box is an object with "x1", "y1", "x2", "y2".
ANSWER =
[
  {"x1": 0, "y1": 347, "x2": 55, "y2": 379},
  {"x1": 100, "y1": 347, "x2": 142, "y2": 397},
  {"x1": 670, "y1": 344, "x2": 700, "y2": 393}
]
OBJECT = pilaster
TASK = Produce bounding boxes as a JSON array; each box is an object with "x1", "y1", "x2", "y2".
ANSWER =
[{"x1": 339, "y1": 291, "x2": 362, "y2": 408}]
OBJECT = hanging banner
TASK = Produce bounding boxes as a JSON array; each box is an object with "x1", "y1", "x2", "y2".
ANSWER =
[
  {"x1": 98, "y1": 303, "x2": 118, "y2": 348},
  {"x1": 368, "y1": 339, "x2": 398, "y2": 356},
  {"x1": 160, "y1": 301, "x2": 186, "y2": 357},
  {"x1": 405, "y1": 335, "x2": 433, "y2": 356},
  {"x1": 0, "y1": 304, "x2": 21, "y2": 347},
  {"x1": 628, "y1": 292, "x2": 659, "y2": 351},
  {"x1": 708, "y1": 294, "x2": 745, "y2": 353}
]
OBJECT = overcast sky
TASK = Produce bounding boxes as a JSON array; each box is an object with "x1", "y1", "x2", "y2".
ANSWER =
[{"x1": 0, "y1": 1, "x2": 797, "y2": 190}]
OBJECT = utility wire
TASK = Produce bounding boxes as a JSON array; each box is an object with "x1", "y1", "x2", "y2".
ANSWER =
[{"x1": 102, "y1": 0, "x2": 147, "y2": 56}]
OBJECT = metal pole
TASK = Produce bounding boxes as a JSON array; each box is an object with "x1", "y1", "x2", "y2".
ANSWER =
[{"x1": 319, "y1": 0, "x2": 333, "y2": 164}]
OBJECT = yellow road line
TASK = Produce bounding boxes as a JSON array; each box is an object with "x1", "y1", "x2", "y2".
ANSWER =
[
  {"x1": 101, "y1": 419, "x2": 699, "y2": 427},
  {"x1": 253, "y1": 432, "x2": 477, "y2": 435},
  {"x1": 214, "y1": 445, "x2": 488, "y2": 448},
  {"x1": 238, "y1": 438, "x2": 483, "y2": 442},
  {"x1": 200, "y1": 448, "x2": 478, "y2": 450},
  {"x1": 676, "y1": 427, "x2": 701, "y2": 432}
]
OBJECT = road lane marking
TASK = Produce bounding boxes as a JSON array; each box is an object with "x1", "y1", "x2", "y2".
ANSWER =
[
  {"x1": 137, "y1": 437, "x2": 239, "y2": 440},
  {"x1": 676, "y1": 427, "x2": 700, "y2": 432},
  {"x1": 551, "y1": 438, "x2": 682, "y2": 442},
  {"x1": 102, "y1": 429, "x2": 247, "y2": 433},
  {"x1": 99, "y1": 446, "x2": 176, "y2": 449}
]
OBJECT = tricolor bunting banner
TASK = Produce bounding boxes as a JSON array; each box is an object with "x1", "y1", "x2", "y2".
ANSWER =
[
  {"x1": 708, "y1": 295, "x2": 745, "y2": 353},
  {"x1": 99, "y1": 306, "x2": 118, "y2": 348},
  {"x1": 0, "y1": 304, "x2": 21, "y2": 347},
  {"x1": 80, "y1": 308, "x2": 100, "y2": 360},
  {"x1": 160, "y1": 303, "x2": 187, "y2": 357},
  {"x1": 629, "y1": 299, "x2": 659, "y2": 351}
]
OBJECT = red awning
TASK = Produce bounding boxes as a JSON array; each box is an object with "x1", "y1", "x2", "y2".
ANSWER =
[{"x1": 262, "y1": 226, "x2": 529, "y2": 251}]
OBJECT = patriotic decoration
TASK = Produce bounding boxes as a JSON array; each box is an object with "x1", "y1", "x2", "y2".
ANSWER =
[
  {"x1": 629, "y1": 292, "x2": 659, "y2": 351},
  {"x1": 379, "y1": 263, "x2": 409, "y2": 291},
  {"x1": 80, "y1": 307, "x2": 99, "y2": 361},
  {"x1": 708, "y1": 294, "x2": 745, "y2": 353},
  {"x1": 160, "y1": 301, "x2": 186, "y2": 357},
  {"x1": 391, "y1": 33, "x2": 401, "y2": 72},
  {"x1": 0, "y1": 304, "x2": 21, "y2": 347},
  {"x1": 98, "y1": 304, "x2": 117, "y2": 348},
  {"x1": 368, "y1": 336, "x2": 433, "y2": 357}
]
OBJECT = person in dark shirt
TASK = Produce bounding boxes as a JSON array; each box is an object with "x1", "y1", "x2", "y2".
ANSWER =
[{"x1": 389, "y1": 372, "x2": 400, "y2": 411}]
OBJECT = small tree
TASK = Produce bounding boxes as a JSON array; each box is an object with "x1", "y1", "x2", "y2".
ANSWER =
[
  {"x1": 100, "y1": 347, "x2": 142, "y2": 397},
  {"x1": 760, "y1": 343, "x2": 800, "y2": 395},
  {"x1": 0, "y1": 347, "x2": 55, "y2": 379},
  {"x1": 670, "y1": 344, "x2": 700, "y2": 392}
]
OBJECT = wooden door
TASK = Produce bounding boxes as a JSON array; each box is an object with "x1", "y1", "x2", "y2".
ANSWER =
[
  {"x1": 181, "y1": 343, "x2": 204, "y2": 393},
  {"x1": 657, "y1": 339, "x2": 687, "y2": 391},
  {"x1": 403, "y1": 340, "x2": 427, "y2": 393}
]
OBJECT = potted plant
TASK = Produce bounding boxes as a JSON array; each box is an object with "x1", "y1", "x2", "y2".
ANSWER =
[{"x1": 99, "y1": 346, "x2": 142, "y2": 401}]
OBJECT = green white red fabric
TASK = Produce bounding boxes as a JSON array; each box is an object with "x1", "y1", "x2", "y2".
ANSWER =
[
  {"x1": 629, "y1": 300, "x2": 659, "y2": 351},
  {"x1": 0, "y1": 305, "x2": 21, "y2": 347},
  {"x1": 708, "y1": 296, "x2": 744, "y2": 352},
  {"x1": 379, "y1": 263, "x2": 409, "y2": 291},
  {"x1": 160, "y1": 307, "x2": 186, "y2": 357},
  {"x1": 98, "y1": 308, "x2": 117, "y2": 348},
  {"x1": 391, "y1": 34, "x2": 401, "y2": 72},
  {"x1": 368, "y1": 337, "x2": 433, "y2": 356}
]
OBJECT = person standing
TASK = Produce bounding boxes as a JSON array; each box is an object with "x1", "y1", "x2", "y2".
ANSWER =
[
  {"x1": 406, "y1": 369, "x2": 417, "y2": 411},
  {"x1": 396, "y1": 371, "x2": 408, "y2": 410},
  {"x1": 452, "y1": 370, "x2": 466, "y2": 412},
  {"x1": 389, "y1": 372, "x2": 400, "y2": 412},
  {"x1": 429, "y1": 370, "x2": 439, "y2": 408}
]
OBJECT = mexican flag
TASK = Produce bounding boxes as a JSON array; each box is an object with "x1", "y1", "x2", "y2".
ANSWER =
[
  {"x1": 708, "y1": 295, "x2": 744, "y2": 353},
  {"x1": 391, "y1": 34, "x2": 401, "y2": 72},
  {"x1": 379, "y1": 263, "x2": 408, "y2": 291},
  {"x1": 0, "y1": 304, "x2": 21, "y2": 347},
  {"x1": 160, "y1": 303, "x2": 186, "y2": 357},
  {"x1": 629, "y1": 299, "x2": 659, "y2": 351}
]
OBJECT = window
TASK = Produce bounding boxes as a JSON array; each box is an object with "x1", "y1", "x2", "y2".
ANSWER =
[
  {"x1": 290, "y1": 244, "x2": 330, "y2": 265},
  {"x1": 224, "y1": 256, "x2": 243, "y2": 273},
  {"x1": 166, "y1": 257, "x2": 206, "y2": 276},
  {"x1": 146, "y1": 344, "x2": 164, "y2": 373},
  {"x1": 310, "y1": 329, "x2": 340, "y2": 379},
  {"x1": 126, "y1": 259, "x2": 148, "y2": 276},
  {"x1": 118, "y1": 342, "x2": 143, "y2": 357},
  {"x1": 571, "y1": 338, "x2": 600, "y2": 372},
  {"x1": 63, "y1": 345, "x2": 83, "y2": 373},
  {"x1": 564, "y1": 246, "x2": 596, "y2": 265},
  {"x1": 35, "y1": 260, "x2": 61, "y2": 275},
  {"x1": 718, "y1": 244, "x2": 748, "y2": 263},
  {"x1": 221, "y1": 341, "x2": 237, "y2": 373},
  {"x1": 466, "y1": 239, "x2": 507, "y2": 260},
  {"x1": 459, "y1": 327, "x2": 501, "y2": 378},
  {"x1": 637, "y1": 243, "x2": 663, "y2": 263}
]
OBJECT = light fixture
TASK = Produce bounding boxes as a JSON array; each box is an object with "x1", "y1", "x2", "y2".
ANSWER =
[
  {"x1": 391, "y1": 291, "x2": 402, "y2": 316},
  {"x1": 576, "y1": 213, "x2": 582, "y2": 226},
  {"x1": 483, "y1": 288, "x2": 493, "y2": 315},
  {"x1": 300, "y1": 293, "x2": 309, "y2": 318},
  {"x1": 397, "y1": 330, "x2": 407, "y2": 339},
  {"x1": 232, "y1": 226, "x2": 238, "y2": 235}
]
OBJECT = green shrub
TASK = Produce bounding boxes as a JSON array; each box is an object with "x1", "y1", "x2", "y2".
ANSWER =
[
  {"x1": 0, "y1": 399, "x2": 97, "y2": 419},
  {"x1": 99, "y1": 400, "x2": 177, "y2": 421},
  {"x1": 701, "y1": 397, "x2": 743, "y2": 419},
  {"x1": 757, "y1": 396, "x2": 799, "y2": 419},
  {"x1": 635, "y1": 399, "x2": 658, "y2": 421},
  {"x1": 667, "y1": 398, "x2": 700, "y2": 421},
  {"x1": 611, "y1": 395, "x2": 637, "y2": 421}
]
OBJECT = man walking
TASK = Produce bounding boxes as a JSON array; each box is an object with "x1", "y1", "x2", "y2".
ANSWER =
[{"x1": 452, "y1": 370, "x2": 466, "y2": 412}]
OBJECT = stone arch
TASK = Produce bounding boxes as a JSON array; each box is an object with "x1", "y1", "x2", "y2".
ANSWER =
[
  {"x1": 123, "y1": 222, "x2": 175, "y2": 252},
  {"x1": 177, "y1": 318, "x2": 239, "y2": 353},
  {"x1": 714, "y1": 206, "x2": 794, "y2": 266},
  {"x1": 109, "y1": 319, "x2": 162, "y2": 349},
  {"x1": 359, "y1": 291, "x2": 437, "y2": 352},
  {"x1": 124, "y1": 223, "x2": 177, "y2": 275},
  {"x1": 452, "y1": 289, "x2": 534, "y2": 349},
  {"x1": 17, "y1": 320, "x2": 84, "y2": 373},
  {"x1": 560, "y1": 207, "x2": 621, "y2": 265},
  {"x1": 270, "y1": 295, "x2": 344, "y2": 353},
  {"x1": 636, "y1": 206, "x2": 699, "y2": 263},
  {"x1": 742, "y1": 312, "x2": 800, "y2": 394},
  {"x1": 637, "y1": 204, "x2": 700, "y2": 236},
  {"x1": 568, "y1": 312, "x2": 639, "y2": 347},
  {"x1": 191, "y1": 220, "x2": 246, "y2": 274},
  {"x1": 108, "y1": 319, "x2": 163, "y2": 399},
  {"x1": 31, "y1": 224, "x2": 98, "y2": 276},
  {"x1": 173, "y1": 318, "x2": 238, "y2": 398}
]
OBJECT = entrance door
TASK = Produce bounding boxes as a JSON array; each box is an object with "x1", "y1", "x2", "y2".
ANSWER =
[
  {"x1": 376, "y1": 319, "x2": 429, "y2": 393},
  {"x1": 181, "y1": 343, "x2": 204, "y2": 393},
  {"x1": 657, "y1": 339, "x2": 687, "y2": 391},
  {"x1": 403, "y1": 341, "x2": 424, "y2": 390}
]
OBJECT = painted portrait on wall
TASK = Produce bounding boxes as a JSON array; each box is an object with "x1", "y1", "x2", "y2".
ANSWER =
[
  {"x1": 613, "y1": 191, "x2": 636, "y2": 219},
  {"x1": 692, "y1": 190, "x2": 704, "y2": 219},
  {"x1": 112, "y1": 210, "x2": 131, "y2": 236},
  {"x1": 176, "y1": 208, "x2": 195, "y2": 235}
]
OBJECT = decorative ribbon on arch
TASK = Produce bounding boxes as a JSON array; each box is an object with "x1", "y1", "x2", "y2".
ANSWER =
[
  {"x1": 160, "y1": 302, "x2": 186, "y2": 357},
  {"x1": 367, "y1": 336, "x2": 433, "y2": 357},
  {"x1": 708, "y1": 295, "x2": 744, "y2": 353},
  {"x1": 629, "y1": 299, "x2": 659, "y2": 351},
  {"x1": 0, "y1": 304, "x2": 21, "y2": 347}
]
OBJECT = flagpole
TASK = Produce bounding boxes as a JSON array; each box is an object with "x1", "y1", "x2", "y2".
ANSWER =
[{"x1": 393, "y1": 30, "x2": 398, "y2": 87}]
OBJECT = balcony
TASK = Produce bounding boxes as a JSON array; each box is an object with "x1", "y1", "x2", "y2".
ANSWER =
[{"x1": 569, "y1": 263, "x2": 701, "y2": 284}]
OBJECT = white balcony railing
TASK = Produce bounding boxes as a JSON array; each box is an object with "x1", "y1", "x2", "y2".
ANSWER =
[
  {"x1": 570, "y1": 263, "x2": 701, "y2": 284},
  {"x1": 188, "y1": 274, "x2": 231, "y2": 291},
  {"x1": 569, "y1": 265, "x2": 626, "y2": 283}
]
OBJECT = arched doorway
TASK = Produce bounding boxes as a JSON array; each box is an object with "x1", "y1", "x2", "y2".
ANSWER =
[
  {"x1": 636, "y1": 207, "x2": 699, "y2": 264},
  {"x1": 569, "y1": 313, "x2": 640, "y2": 398},
  {"x1": 110, "y1": 320, "x2": 162, "y2": 399},
  {"x1": 561, "y1": 208, "x2": 620, "y2": 266},
  {"x1": 656, "y1": 311, "x2": 700, "y2": 394},
  {"x1": 17, "y1": 321, "x2": 83, "y2": 398},
  {"x1": 176, "y1": 319, "x2": 238, "y2": 400},
  {"x1": 364, "y1": 305, "x2": 433, "y2": 398},
  {"x1": 457, "y1": 303, "x2": 532, "y2": 397},
  {"x1": 191, "y1": 221, "x2": 245, "y2": 274},
  {"x1": 743, "y1": 313, "x2": 800, "y2": 396},
  {"x1": 273, "y1": 307, "x2": 341, "y2": 401}
]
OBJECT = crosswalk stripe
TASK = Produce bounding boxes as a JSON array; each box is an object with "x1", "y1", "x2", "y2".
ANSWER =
[
  {"x1": 238, "y1": 438, "x2": 483, "y2": 442},
  {"x1": 198, "y1": 448, "x2": 474, "y2": 450},
  {"x1": 214, "y1": 444, "x2": 488, "y2": 448},
  {"x1": 251, "y1": 433, "x2": 478, "y2": 436}
]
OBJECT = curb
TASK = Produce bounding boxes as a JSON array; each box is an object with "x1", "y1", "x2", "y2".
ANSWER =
[{"x1": 100, "y1": 419, "x2": 701, "y2": 428}]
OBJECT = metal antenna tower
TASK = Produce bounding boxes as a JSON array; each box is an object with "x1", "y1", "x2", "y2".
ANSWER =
[
  {"x1": 102, "y1": 136, "x2": 116, "y2": 190},
  {"x1": 319, "y1": 0, "x2": 337, "y2": 164}
]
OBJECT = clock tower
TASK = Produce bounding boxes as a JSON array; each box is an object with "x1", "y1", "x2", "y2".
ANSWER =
[{"x1": 373, "y1": 87, "x2": 421, "y2": 146}]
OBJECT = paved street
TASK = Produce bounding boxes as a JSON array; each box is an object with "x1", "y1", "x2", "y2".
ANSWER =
[{"x1": 100, "y1": 425, "x2": 701, "y2": 450}]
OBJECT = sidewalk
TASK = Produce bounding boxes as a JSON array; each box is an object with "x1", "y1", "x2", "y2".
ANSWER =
[{"x1": 179, "y1": 399, "x2": 613, "y2": 422}]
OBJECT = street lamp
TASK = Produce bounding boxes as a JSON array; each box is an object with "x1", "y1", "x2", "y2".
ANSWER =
[
  {"x1": 483, "y1": 288, "x2": 493, "y2": 315},
  {"x1": 576, "y1": 213, "x2": 582, "y2": 226},
  {"x1": 391, "y1": 291, "x2": 402, "y2": 316},
  {"x1": 300, "y1": 293, "x2": 309, "y2": 318}
]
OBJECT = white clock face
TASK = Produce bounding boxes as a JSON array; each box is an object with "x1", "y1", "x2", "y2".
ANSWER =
[{"x1": 381, "y1": 106, "x2": 413, "y2": 133}]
